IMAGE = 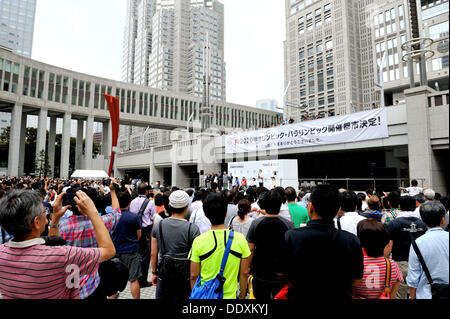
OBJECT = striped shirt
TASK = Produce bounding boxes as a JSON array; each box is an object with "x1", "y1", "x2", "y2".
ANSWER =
[
  {"x1": 59, "y1": 209, "x2": 121, "y2": 298},
  {"x1": 352, "y1": 250, "x2": 403, "y2": 299},
  {"x1": 0, "y1": 238, "x2": 101, "y2": 299}
]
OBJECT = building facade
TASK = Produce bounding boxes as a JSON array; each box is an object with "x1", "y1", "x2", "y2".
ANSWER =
[
  {"x1": 0, "y1": 0, "x2": 36, "y2": 58},
  {"x1": 122, "y1": 0, "x2": 226, "y2": 101},
  {"x1": 373, "y1": 0, "x2": 449, "y2": 105},
  {"x1": 256, "y1": 99, "x2": 279, "y2": 112},
  {"x1": 284, "y1": 0, "x2": 449, "y2": 122}
]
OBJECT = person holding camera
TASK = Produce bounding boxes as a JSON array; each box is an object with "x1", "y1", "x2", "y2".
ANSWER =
[
  {"x1": 57, "y1": 179, "x2": 122, "y2": 299},
  {"x1": 0, "y1": 189, "x2": 116, "y2": 299}
]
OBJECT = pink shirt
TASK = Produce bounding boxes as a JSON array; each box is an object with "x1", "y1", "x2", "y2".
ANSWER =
[
  {"x1": 352, "y1": 250, "x2": 403, "y2": 299},
  {"x1": 0, "y1": 238, "x2": 101, "y2": 299}
]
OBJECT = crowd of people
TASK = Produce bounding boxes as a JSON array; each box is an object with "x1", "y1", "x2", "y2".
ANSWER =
[{"x1": 0, "y1": 176, "x2": 448, "y2": 300}]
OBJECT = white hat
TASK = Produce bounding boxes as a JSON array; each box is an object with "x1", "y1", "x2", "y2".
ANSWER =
[{"x1": 169, "y1": 190, "x2": 190, "y2": 209}]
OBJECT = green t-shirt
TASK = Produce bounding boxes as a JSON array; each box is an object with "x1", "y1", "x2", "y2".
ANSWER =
[
  {"x1": 189, "y1": 229, "x2": 251, "y2": 299},
  {"x1": 287, "y1": 203, "x2": 310, "y2": 228}
]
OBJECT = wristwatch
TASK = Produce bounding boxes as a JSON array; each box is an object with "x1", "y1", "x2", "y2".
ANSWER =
[{"x1": 49, "y1": 223, "x2": 59, "y2": 229}]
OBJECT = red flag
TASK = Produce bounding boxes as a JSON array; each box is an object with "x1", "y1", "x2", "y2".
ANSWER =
[{"x1": 104, "y1": 94, "x2": 120, "y2": 177}]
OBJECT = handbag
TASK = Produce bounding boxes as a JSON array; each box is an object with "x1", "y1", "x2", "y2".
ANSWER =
[
  {"x1": 412, "y1": 240, "x2": 449, "y2": 300},
  {"x1": 190, "y1": 231, "x2": 234, "y2": 299},
  {"x1": 379, "y1": 257, "x2": 391, "y2": 299},
  {"x1": 156, "y1": 219, "x2": 192, "y2": 282}
]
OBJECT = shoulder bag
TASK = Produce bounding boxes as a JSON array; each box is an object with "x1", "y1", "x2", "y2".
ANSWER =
[
  {"x1": 412, "y1": 240, "x2": 449, "y2": 300},
  {"x1": 190, "y1": 231, "x2": 234, "y2": 299},
  {"x1": 138, "y1": 197, "x2": 150, "y2": 222},
  {"x1": 379, "y1": 257, "x2": 391, "y2": 299}
]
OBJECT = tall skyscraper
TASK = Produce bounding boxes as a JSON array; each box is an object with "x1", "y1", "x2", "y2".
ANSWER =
[
  {"x1": 122, "y1": 0, "x2": 226, "y2": 101},
  {"x1": 0, "y1": 0, "x2": 37, "y2": 135},
  {"x1": 284, "y1": 0, "x2": 449, "y2": 122},
  {"x1": 256, "y1": 99, "x2": 279, "y2": 112},
  {"x1": 0, "y1": 0, "x2": 37, "y2": 58}
]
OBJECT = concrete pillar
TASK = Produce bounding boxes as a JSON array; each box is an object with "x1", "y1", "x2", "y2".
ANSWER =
[
  {"x1": 8, "y1": 104, "x2": 23, "y2": 177},
  {"x1": 102, "y1": 120, "x2": 112, "y2": 158},
  {"x1": 84, "y1": 116, "x2": 94, "y2": 170},
  {"x1": 102, "y1": 120, "x2": 112, "y2": 172},
  {"x1": 75, "y1": 119, "x2": 84, "y2": 169},
  {"x1": 149, "y1": 148, "x2": 164, "y2": 187},
  {"x1": 170, "y1": 143, "x2": 190, "y2": 188},
  {"x1": 35, "y1": 108, "x2": 48, "y2": 162},
  {"x1": 60, "y1": 112, "x2": 72, "y2": 179},
  {"x1": 405, "y1": 86, "x2": 441, "y2": 191},
  {"x1": 18, "y1": 113, "x2": 27, "y2": 176},
  {"x1": 48, "y1": 116, "x2": 57, "y2": 177}
]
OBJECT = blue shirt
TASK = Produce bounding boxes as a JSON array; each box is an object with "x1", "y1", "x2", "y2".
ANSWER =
[
  {"x1": 111, "y1": 209, "x2": 142, "y2": 254},
  {"x1": 406, "y1": 228, "x2": 449, "y2": 299}
]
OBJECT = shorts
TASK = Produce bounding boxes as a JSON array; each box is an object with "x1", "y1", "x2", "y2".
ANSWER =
[{"x1": 118, "y1": 252, "x2": 142, "y2": 283}]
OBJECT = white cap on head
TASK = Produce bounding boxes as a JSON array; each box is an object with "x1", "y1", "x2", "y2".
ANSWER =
[
  {"x1": 169, "y1": 190, "x2": 190, "y2": 209},
  {"x1": 423, "y1": 189, "x2": 435, "y2": 201}
]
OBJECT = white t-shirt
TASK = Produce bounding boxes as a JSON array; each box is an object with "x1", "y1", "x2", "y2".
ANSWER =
[
  {"x1": 279, "y1": 203, "x2": 293, "y2": 224},
  {"x1": 189, "y1": 208, "x2": 211, "y2": 234},
  {"x1": 334, "y1": 212, "x2": 366, "y2": 236},
  {"x1": 406, "y1": 187, "x2": 423, "y2": 197}
]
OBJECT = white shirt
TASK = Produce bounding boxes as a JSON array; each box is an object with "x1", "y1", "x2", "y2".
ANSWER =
[
  {"x1": 414, "y1": 206, "x2": 421, "y2": 218},
  {"x1": 190, "y1": 200, "x2": 203, "y2": 213},
  {"x1": 189, "y1": 208, "x2": 211, "y2": 234},
  {"x1": 334, "y1": 212, "x2": 366, "y2": 236},
  {"x1": 361, "y1": 201, "x2": 369, "y2": 211},
  {"x1": 406, "y1": 187, "x2": 423, "y2": 197},
  {"x1": 279, "y1": 203, "x2": 293, "y2": 224}
]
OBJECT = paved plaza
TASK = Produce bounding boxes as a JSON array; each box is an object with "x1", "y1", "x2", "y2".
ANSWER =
[{"x1": 118, "y1": 272, "x2": 156, "y2": 300}]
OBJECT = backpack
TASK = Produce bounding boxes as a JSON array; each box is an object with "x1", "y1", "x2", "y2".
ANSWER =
[
  {"x1": 156, "y1": 219, "x2": 192, "y2": 282},
  {"x1": 190, "y1": 231, "x2": 234, "y2": 299}
]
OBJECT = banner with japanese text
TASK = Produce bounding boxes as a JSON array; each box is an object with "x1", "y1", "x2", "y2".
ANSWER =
[{"x1": 225, "y1": 108, "x2": 389, "y2": 154}]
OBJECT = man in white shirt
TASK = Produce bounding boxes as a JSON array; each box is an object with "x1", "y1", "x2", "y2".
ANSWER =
[
  {"x1": 189, "y1": 208, "x2": 211, "y2": 234},
  {"x1": 400, "y1": 179, "x2": 427, "y2": 197},
  {"x1": 334, "y1": 191, "x2": 366, "y2": 236}
]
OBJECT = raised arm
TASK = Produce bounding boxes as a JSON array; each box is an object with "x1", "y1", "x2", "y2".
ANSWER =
[
  {"x1": 109, "y1": 178, "x2": 120, "y2": 210},
  {"x1": 48, "y1": 192, "x2": 71, "y2": 237},
  {"x1": 74, "y1": 190, "x2": 116, "y2": 262}
]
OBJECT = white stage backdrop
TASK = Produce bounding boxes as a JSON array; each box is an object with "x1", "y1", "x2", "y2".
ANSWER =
[{"x1": 225, "y1": 108, "x2": 389, "y2": 154}]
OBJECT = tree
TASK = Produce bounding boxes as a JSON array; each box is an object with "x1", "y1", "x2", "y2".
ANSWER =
[
  {"x1": 0, "y1": 126, "x2": 10, "y2": 143},
  {"x1": 35, "y1": 149, "x2": 52, "y2": 178}
]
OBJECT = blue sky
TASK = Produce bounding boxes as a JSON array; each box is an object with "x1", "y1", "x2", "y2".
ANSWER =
[{"x1": 32, "y1": 0, "x2": 286, "y2": 108}]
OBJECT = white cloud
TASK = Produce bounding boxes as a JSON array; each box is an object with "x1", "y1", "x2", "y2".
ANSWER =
[{"x1": 32, "y1": 0, "x2": 285, "y2": 109}]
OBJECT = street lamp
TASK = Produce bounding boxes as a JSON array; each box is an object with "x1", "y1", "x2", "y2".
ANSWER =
[{"x1": 186, "y1": 112, "x2": 195, "y2": 141}]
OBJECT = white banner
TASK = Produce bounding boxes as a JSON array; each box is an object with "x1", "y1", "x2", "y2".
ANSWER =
[{"x1": 225, "y1": 108, "x2": 389, "y2": 154}]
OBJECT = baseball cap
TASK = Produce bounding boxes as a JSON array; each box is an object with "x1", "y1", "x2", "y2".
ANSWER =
[{"x1": 169, "y1": 190, "x2": 189, "y2": 209}]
